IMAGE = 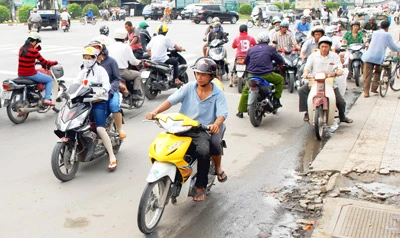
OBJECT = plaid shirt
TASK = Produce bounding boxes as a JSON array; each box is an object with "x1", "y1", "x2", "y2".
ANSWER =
[{"x1": 272, "y1": 31, "x2": 297, "y2": 49}]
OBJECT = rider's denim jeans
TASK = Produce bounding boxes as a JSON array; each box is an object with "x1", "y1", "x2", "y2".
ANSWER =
[
  {"x1": 92, "y1": 101, "x2": 109, "y2": 127},
  {"x1": 108, "y1": 91, "x2": 121, "y2": 113},
  {"x1": 25, "y1": 72, "x2": 53, "y2": 100}
]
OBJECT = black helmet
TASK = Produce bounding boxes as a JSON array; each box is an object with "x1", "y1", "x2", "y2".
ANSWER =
[
  {"x1": 239, "y1": 24, "x2": 247, "y2": 33},
  {"x1": 351, "y1": 20, "x2": 360, "y2": 27},
  {"x1": 193, "y1": 57, "x2": 217, "y2": 76},
  {"x1": 99, "y1": 25, "x2": 109, "y2": 35}
]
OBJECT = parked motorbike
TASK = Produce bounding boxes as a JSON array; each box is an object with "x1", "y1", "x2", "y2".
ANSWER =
[
  {"x1": 346, "y1": 43, "x2": 365, "y2": 87},
  {"x1": 141, "y1": 49, "x2": 188, "y2": 100},
  {"x1": 278, "y1": 46, "x2": 300, "y2": 93},
  {"x1": 2, "y1": 65, "x2": 66, "y2": 124},
  {"x1": 232, "y1": 57, "x2": 247, "y2": 93},
  {"x1": 247, "y1": 76, "x2": 279, "y2": 127},
  {"x1": 61, "y1": 20, "x2": 70, "y2": 32},
  {"x1": 137, "y1": 113, "x2": 225, "y2": 234},
  {"x1": 207, "y1": 33, "x2": 229, "y2": 80},
  {"x1": 118, "y1": 11, "x2": 126, "y2": 21},
  {"x1": 51, "y1": 83, "x2": 122, "y2": 182},
  {"x1": 306, "y1": 72, "x2": 337, "y2": 140},
  {"x1": 246, "y1": 15, "x2": 269, "y2": 28}
]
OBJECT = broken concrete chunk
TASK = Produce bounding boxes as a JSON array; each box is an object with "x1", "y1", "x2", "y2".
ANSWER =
[
  {"x1": 326, "y1": 173, "x2": 339, "y2": 192},
  {"x1": 379, "y1": 169, "x2": 390, "y2": 175},
  {"x1": 339, "y1": 188, "x2": 351, "y2": 193},
  {"x1": 328, "y1": 193, "x2": 339, "y2": 198}
]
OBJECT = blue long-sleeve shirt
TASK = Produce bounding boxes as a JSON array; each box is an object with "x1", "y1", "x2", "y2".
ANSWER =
[
  {"x1": 296, "y1": 22, "x2": 310, "y2": 32},
  {"x1": 362, "y1": 29, "x2": 400, "y2": 65},
  {"x1": 245, "y1": 43, "x2": 284, "y2": 75},
  {"x1": 99, "y1": 55, "x2": 121, "y2": 92},
  {"x1": 167, "y1": 81, "x2": 228, "y2": 126}
]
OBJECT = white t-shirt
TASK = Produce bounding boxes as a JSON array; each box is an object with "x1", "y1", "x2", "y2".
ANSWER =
[
  {"x1": 108, "y1": 42, "x2": 140, "y2": 69},
  {"x1": 321, "y1": 10, "x2": 328, "y2": 19},
  {"x1": 74, "y1": 64, "x2": 111, "y2": 101},
  {"x1": 60, "y1": 12, "x2": 70, "y2": 21},
  {"x1": 146, "y1": 34, "x2": 175, "y2": 63},
  {"x1": 303, "y1": 9, "x2": 311, "y2": 17}
]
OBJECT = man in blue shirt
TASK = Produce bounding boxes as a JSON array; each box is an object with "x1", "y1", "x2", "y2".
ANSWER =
[
  {"x1": 146, "y1": 58, "x2": 228, "y2": 202},
  {"x1": 236, "y1": 31, "x2": 284, "y2": 118},
  {"x1": 86, "y1": 8, "x2": 93, "y2": 22},
  {"x1": 296, "y1": 16, "x2": 311, "y2": 38},
  {"x1": 362, "y1": 21, "x2": 400, "y2": 97}
]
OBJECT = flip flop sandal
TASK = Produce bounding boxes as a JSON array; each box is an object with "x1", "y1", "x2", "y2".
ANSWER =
[
  {"x1": 108, "y1": 161, "x2": 117, "y2": 171},
  {"x1": 191, "y1": 187, "x2": 206, "y2": 202},
  {"x1": 217, "y1": 171, "x2": 228, "y2": 183},
  {"x1": 303, "y1": 113, "x2": 309, "y2": 122},
  {"x1": 340, "y1": 117, "x2": 353, "y2": 124}
]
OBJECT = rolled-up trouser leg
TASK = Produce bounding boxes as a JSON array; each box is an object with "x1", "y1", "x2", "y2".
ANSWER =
[{"x1": 119, "y1": 69, "x2": 141, "y2": 90}]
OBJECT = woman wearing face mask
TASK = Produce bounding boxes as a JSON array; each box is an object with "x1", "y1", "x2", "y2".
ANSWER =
[
  {"x1": 18, "y1": 32, "x2": 58, "y2": 106},
  {"x1": 73, "y1": 46, "x2": 118, "y2": 171}
]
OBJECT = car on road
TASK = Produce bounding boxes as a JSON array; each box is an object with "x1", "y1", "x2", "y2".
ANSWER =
[
  {"x1": 251, "y1": 4, "x2": 283, "y2": 21},
  {"x1": 190, "y1": 4, "x2": 239, "y2": 24},
  {"x1": 142, "y1": 5, "x2": 152, "y2": 20},
  {"x1": 142, "y1": 4, "x2": 166, "y2": 20},
  {"x1": 181, "y1": 4, "x2": 196, "y2": 20}
]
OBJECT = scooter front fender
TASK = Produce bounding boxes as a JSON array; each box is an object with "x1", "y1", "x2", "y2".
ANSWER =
[
  {"x1": 307, "y1": 84, "x2": 318, "y2": 125},
  {"x1": 146, "y1": 161, "x2": 176, "y2": 183},
  {"x1": 325, "y1": 85, "x2": 336, "y2": 125}
]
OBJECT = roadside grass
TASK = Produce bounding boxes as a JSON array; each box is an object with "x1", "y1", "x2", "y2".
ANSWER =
[{"x1": 239, "y1": 14, "x2": 250, "y2": 20}]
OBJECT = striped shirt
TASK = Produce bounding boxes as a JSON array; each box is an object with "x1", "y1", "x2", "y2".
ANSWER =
[
  {"x1": 272, "y1": 31, "x2": 297, "y2": 49},
  {"x1": 18, "y1": 44, "x2": 51, "y2": 76}
]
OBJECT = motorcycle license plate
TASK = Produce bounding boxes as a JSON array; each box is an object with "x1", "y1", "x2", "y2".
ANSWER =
[
  {"x1": 141, "y1": 71, "x2": 150, "y2": 79},
  {"x1": 2, "y1": 91, "x2": 11, "y2": 100},
  {"x1": 236, "y1": 64, "x2": 246, "y2": 71}
]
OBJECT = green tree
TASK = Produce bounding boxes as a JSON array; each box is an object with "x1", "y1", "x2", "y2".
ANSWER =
[
  {"x1": 99, "y1": 0, "x2": 118, "y2": 9},
  {"x1": 139, "y1": 0, "x2": 151, "y2": 6},
  {"x1": 0, "y1": 5, "x2": 10, "y2": 22},
  {"x1": 67, "y1": 3, "x2": 82, "y2": 18},
  {"x1": 82, "y1": 4, "x2": 99, "y2": 17},
  {"x1": 238, "y1": 4, "x2": 252, "y2": 15},
  {"x1": 17, "y1": 5, "x2": 34, "y2": 23}
]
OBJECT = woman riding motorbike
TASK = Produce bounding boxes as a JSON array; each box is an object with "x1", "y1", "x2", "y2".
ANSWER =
[
  {"x1": 73, "y1": 46, "x2": 118, "y2": 171},
  {"x1": 18, "y1": 32, "x2": 58, "y2": 106}
]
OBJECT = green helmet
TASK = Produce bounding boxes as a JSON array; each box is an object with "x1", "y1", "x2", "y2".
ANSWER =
[{"x1": 139, "y1": 21, "x2": 149, "y2": 29}]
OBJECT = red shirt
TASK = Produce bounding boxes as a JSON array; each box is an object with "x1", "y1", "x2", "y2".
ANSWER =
[
  {"x1": 18, "y1": 44, "x2": 51, "y2": 76},
  {"x1": 231, "y1": 32, "x2": 257, "y2": 58},
  {"x1": 128, "y1": 28, "x2": 143, "y2": 51}
]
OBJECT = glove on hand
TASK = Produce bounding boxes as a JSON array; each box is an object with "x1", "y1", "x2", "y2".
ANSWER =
[{"x1": 96, "y1": 88, "x2": 107, "y2": 96}]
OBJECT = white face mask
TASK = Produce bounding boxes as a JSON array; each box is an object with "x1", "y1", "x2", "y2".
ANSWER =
[{"x1": 83, "y1": 59, "x2": 95, "y2": 69}]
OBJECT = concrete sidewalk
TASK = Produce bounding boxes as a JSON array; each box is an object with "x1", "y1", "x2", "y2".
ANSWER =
[{"x1": 310, "y1": 91, "x2": 400, "y2": 237}]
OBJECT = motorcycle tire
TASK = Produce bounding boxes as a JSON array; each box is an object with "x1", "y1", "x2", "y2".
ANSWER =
[
  {"x1": 246, "y1": 20, "x2": 254, "y2": 28},
  {"x1": 132, "y1": 82, "x2": 146, "y2": 108},
  {"x1": 7, "y1": 92, "x2": 29, "y2": 124},
  {"x1": 248, "y1": 101, "x2": 262, "y2": 127},
  {"x1": 106, "y1": 117, "x2": 122, "y2": 154},
  {"x1": 261, "y1": 21, "x2": 269, "y2": 28},
  {"x1": 288, "y1": 73, "x2": 295, "y2": 93},
  {"x1": 353, "y1": 66, "x2": 361, "y2": 87},
  {"x1": 238, "y1": 77, "x2": 245, "y2": 94},
  {"x1": 51, "y1": 142, "x2": 79, "y2": 182},
  {"x1": 145, "y1": 79, "x2": 159, "y2": 100},
  {"x1": 379, "y1": 69, "x2": 389, "y2": 97},
  {"x1": 314, "y1": 105, "x2": 324, "y2": 141},
  {"x1": 137, "y1": 178, "x2": 169, "y2": 234}
]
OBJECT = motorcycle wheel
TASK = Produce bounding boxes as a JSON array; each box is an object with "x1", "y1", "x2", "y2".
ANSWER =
[
  {"x1": 390, "y1": 66, "x2": 400, "y2": 91},
  {"x1": 51, "y1": 142, "x2": 79, "y2": 182},
  {"x1": 206, "y1": 159, "x2": 217, "y2": 193},
  {"x1": 238, "y1": 77, "x2": 245, "y2": 94},
  {"x1": 180, "y1": 72, "x2": 189, "y2": 84},
  {"x1": 145, "y1": 79, "x2": 159, "y2": 100},
  {"x1": 246, "y1": 20, "x2": 254, "y2": 28},
  {"x1": 137, "y1": 178, "x2": 169, "y2": 234},
  {"x1": 379, "y1": 68, "x2": 389, "y2": 97},
  {"x1": 92, "y1": 20, "x2": 97, "y2": 25},
  {"x1": 261, "y1": 21, "x2": 269, "y2": 28},
  {"x1": 248, "y1": 101, "x2": 262, "y2": 127},
  {"x1": 106, "y1": 117, "x2": 122, "y2": 154},
  {"x1": 353, "y1": 66, "x2": 361, "y2": 87},
  {"x1": 288, "y1": 73, "x2": 295, "y2": 93},
  {"x1": 314, "y1": 106, "x2": 325, "y2": 141},
  {"x1": 133, "y1": 82, "x2": 146, "y2": 108},
  {"x1": 7, "y1": 92, "x2": 29, "y2": 124}
]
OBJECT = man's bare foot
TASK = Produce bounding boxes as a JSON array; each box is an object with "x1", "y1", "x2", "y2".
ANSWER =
[{"x1": 192, "y1": 187, "x2": 206, "y2": 202}]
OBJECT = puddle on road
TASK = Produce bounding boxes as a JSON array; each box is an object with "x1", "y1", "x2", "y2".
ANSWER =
[{"x1": 64, "y1": 217, "x2": 90, "y2": 228}]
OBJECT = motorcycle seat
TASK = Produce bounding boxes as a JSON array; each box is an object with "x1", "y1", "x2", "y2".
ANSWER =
[
  {"x1": 147, "y1": 60, "x2": 170, "y2": 67},
  {"x1": 12, "y1": 78, "x2": 36, "y2": 85}
]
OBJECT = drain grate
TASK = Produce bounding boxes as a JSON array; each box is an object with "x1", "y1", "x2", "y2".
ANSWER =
[{"x1": 333, "y1": 205, "x2": 400, "y2": 238}]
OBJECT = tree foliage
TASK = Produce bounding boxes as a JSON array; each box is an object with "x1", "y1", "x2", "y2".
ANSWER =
[
  {"x1": 67, "y1": 3, "x2": 82, "y2": 18},
  {"x1": 17, "y1": 5, "x2": 34, "y2": 23},
  {"x1": 0, "y1": 5, "x2": 10, "y2": 22},
  {"x1": 139, "y1": 0, "x2": 152, "y2": 6},
  {"x1": 82, "y1": 4, "x2": 99, "y2": 16},
  {"x1": 99, "y1": 0, "x2": 118, "y2": 9},
  {"x1": 273, "y1": 2, "x2": 293, "y2": 10},
  {"x1": 238, "y1": 4, "x2": 252, "y2": 15},
  {"x1": 324, "y1": 2, "x2": 341, "y2": 10}
]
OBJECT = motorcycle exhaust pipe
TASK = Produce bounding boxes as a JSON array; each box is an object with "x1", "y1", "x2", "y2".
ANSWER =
[{"x1": 19, "y1": 107, "x2": 43, "y2": 113}]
